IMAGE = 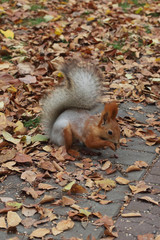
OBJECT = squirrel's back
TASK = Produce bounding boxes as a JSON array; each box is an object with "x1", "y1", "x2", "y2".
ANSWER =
[{"x1": 41, "y1": 59, "x2": 102, "y2": 138}]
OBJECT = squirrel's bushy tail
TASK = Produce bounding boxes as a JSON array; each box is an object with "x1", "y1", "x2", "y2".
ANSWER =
[{"x1": 41, "y1": 59, "x2": 102, "y2": 137}]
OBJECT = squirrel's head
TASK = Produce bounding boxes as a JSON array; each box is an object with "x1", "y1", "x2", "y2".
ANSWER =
[{"x1": 98, "y1": 101, "x2": 120, "y2": 149}]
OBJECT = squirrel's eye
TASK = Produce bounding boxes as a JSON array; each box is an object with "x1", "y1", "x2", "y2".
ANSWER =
[{"x1": 108, "y1": 130, "x2": 113, "y2": 135}]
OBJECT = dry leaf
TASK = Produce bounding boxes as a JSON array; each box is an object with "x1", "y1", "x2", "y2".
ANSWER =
[
  {"x1": 134, "y1": 161, "x2": 148, "y2": 168},
  {"x1": 138, "y1": 196, "x2": 159, "y2": 206},
  {"x1": 126, "y1": 165, "x2": 141, "y2": 173},
  {"x1": 30, "y1": 228, "x2": 50, "y2": 239},
  {"x1": 21, "y1": 170, "x2": 37, "y2": 184},
  {"x1": 137, "y1": 233, "x2": 154, "y2": 240},
  {"x1": 62, "y1": 196, "x2": 76, "y2": 206},
  {"x1": 0, "y1": 217, "x2": 7, "y2": 229},
  {"x1": 101, "y1": 160, "x2": 111, "y2": 171},
  {"x1": 7, "y1": 211, "x2": 21, "y2": 227},
  {"x1": 39, "y1": 195, "x2": 55, "y2": 204},
  {"x1": 22, "y1": 207, "x2": 37, "y2": 217},
  {"x1": 95, "y1": 179, "x2": 116, "y2": 191},
  {"x1": 115, "y1": 176, "x2": 130, "y2": 185},
  {"x1": 56, "y1": 218, "x2": 74, "y2": 231},
  {"x1": 38, "y1": 183, "x2": 55, "y2": 190},
  {"x1": 129, "y1": 181, "x2": 151, "y2": 194},
  {"x1": 15, "y1": 153, "x2": 32, "y2": 163}
]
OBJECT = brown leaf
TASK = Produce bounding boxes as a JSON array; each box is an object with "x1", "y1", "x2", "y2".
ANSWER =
[
  {"x1": 99, "y1": 200, "x2": 112, "y2": 205},
  {"x1": 19, "y1": 75, "x2": 37, "y2": 84},
  {"x1": 95, "y1": 179, "x2": 116, "y2": 191},
  {"x1": 137, "y1": 233, "x2": 154, "y2": 240},
  {"x1": 129, "y1": 181, "x2": 151, "y2": 194},
  {"x1": 115, "y1": 176, "x2": 130, "y2": 185},
  {"x1": 134, "y1": 161, "x2": 148, "y2": 168},
  {"x1": 22, "y1": 187, "x2": 39, "y2": 199},
  {"x1": 0, "y1": 217, "x2": 7, "y2": 229},
  {"x1": 30, "y1": 228, "x2": 50, "y2": 239},
  {"x1": 62, "y1": 196, "x2": 76, "y2": 206},
  {"x1": 7, "y1": 211, "x2": 21, "y2": 227},
  {"x1": 138, "y1": 196, "x2": 159, "y2": 206},
  {"x1": 101, "y1": 160, "x2": 111, "y2": 171},
  {"x1": 39, "y1": 161, "x2": 56, "y2": 172},
  {"x1": 70, "y1": 183, "x2": 88, "y2": 194},
  {"x1": 15, "y1": 152, "x2": 32, "y2": 163},
  {"x1": 94, "y1": 215, "x2": 114, "y2": 227},
  {"x1": 126, "y1": 165, "x2": 141, "y2": 173},
  {"x1": 22, "y1": 206, "x2": 37, "y2": 217},
  {"x1": 39, "y1": 195, "x2": 55, "y2": 204},
  {"x1": 56, "y1": 218, "x2": 74, "y2": 231},
  {"x1": 21, "y1": 170, "x2": 37, "y2": 184},
  {"x1": 38, "y1": 183, "x2": 55, "y2": 190},
  {"x1": 0, "y1": 149, "x2": 16, "y2": 163}
]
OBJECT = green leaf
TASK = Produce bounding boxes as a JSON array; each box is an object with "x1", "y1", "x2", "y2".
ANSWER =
[{"x1": 31, "y1": 134, "x2": 48, "y2": 143}]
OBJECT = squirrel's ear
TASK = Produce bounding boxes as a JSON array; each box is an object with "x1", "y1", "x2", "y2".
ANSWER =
[
  {"x1": 105, "y1": 101, "x2": 118, "y2": 120},
  {"x1": 98, "y1": 102, "x2": 118, "y2": 126}
]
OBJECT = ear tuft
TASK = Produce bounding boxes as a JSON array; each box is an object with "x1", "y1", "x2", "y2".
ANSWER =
[{"x1": 104, "y1": 101, "x2": 118, "y2": 120}]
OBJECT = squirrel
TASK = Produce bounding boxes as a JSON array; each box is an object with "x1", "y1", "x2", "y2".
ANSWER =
[{"x1": 41, "y1": 59, "x2": 120, "y2": 152}]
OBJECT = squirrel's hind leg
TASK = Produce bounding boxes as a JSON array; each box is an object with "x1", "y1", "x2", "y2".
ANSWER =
[{"x1": 63, "y1": 124, "x2": 73, "y2": 151}]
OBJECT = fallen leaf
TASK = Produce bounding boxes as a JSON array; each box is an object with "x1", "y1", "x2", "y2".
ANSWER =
[
  {"x1": 0, "y1": 29, "x2": 14, "y2": 39},
  {"x1": 38, "y1": 183, "x2": 55, "y2": 190},
  {"x1": 22, "y1": 187, "x2": 39, "y2": 199},
  {"x1": 56, "y1": 218, "x2": 74, "y2": 231},
  {"x1": 7, "y1": 211, "x2": 21, "y2": 227},
  {"x1": 21, "y1": 170, "x2": 37, "y2": 184},
  {"x1": 129, "y1": 181, "x2": 151, "y2": 194},
  {"x1": 126, "y1": 165, "x2": 141, "y2": 172},
  {"x1": 134, "y1": 161, "x2": 148, "y2": 168},
  {"x1": 22, "y1": 207, "x2": 37, "y2": 217},
  {"x1": 63, "y1": 181, "x2": 76, "y2": 191},
  {"x1": 101, "y1": 160, "x2": 111, "y2": 170},
  {"x1": 138, "y1": 196, "x2": 159, "y2": 206},
  {"x1": 95, "y1": 179, "x2": 116, "y2": 191},
  {"x1": 137, "y1": 233, "x2": 154, "y2": 240},
  {"x1": 19, "y1": 75, "x2": 37, "y2": 84},
  {"x1": 0, "y1": 217, "x2": 7, "y2": 229},
  {"x1": 15, "y1": 153, "x2": 32, "y2": 163},
  {"x1": 115, "y1": 176, "x2": 130, "y2": 185},
  {"x1": 30, "y1": 228, "x2": 50, "y2": 239},
  {"x1": 2, "y1": 130, "x2": 20, "y2": 144},
  {"x1": 39, "y1": 195, "x2": 55, "y2": 204},
  {"x1": 62, "y1": 196, "x2": 76, "y2": 206},
  {"x1": 70, "y1": 183, "x2": 88, "y2": 194},
  {"x1": 79, "y1": 209, "x2": 92, "y2": 218}
]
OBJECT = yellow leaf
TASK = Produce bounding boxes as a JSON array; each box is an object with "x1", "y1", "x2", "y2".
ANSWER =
[
  {"x1": 14, "y1": 120, "x2": 26, "y2": 134},
  {"x1": 2, "y1": 130, "x2": 20, "y2": 145},
  {"x1": 63, "y1": 181, "x2": 76, "y2": 191},
  {"x1": 57, "y1": 72, "x2": 64, "y2": 77},
  {"x1": 55, "y1": 27, "x2": 63, "y2": 36},
  {"x1": 105, "y1": 9, "x2": 111, "y2": 15},
  {"x1": 135, "y1": 7, "x2": 143, "y2": 14},
  {"x1": 7, "y1": 85, "x2": 17, "y2": 93},
  {"x1": 87, "y1": 17, "x2": 95, "y2": 22},
  {"x1": 0, "y1": 29, "x2": 14, "y2": 39},
  {"x1": 0, "y1": 7, "x2": 5, "y2": 15},
  {"x1": 79, "y1": 208, "x2": 91, "y2": 217},
  {"x1": 53, "y1": 15, "x2": 61, "y2": 21}
]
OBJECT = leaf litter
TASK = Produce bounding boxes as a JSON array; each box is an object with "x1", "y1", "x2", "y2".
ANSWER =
[{"x1": 0, "y1": 0, "x2": 159, "y2": 239}]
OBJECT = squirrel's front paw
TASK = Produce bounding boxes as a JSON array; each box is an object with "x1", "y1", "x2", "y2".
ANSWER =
[{"x1": 109, "y1": 142, "x2": 116, "y2": 151}]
